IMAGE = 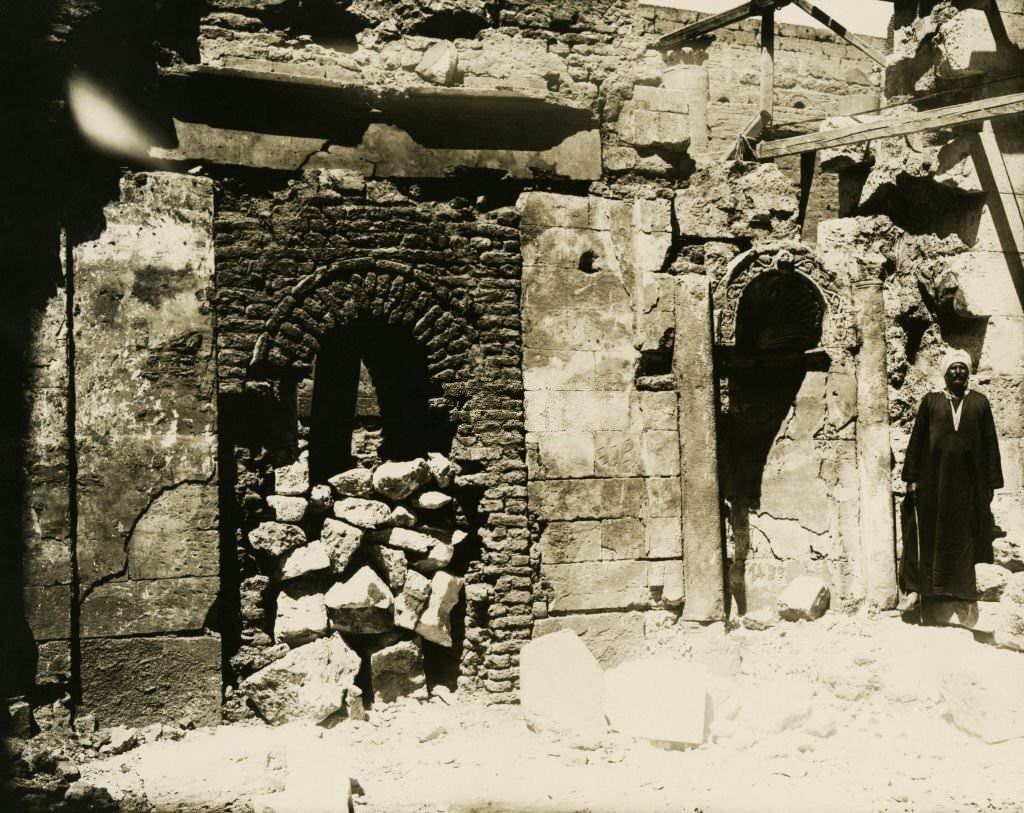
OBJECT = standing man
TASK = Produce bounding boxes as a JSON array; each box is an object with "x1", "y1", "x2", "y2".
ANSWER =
[{"x1": 898, "y1": 348, "x2": 1003, "y2": 610}]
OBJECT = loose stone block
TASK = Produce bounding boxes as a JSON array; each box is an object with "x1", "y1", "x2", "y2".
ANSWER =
[
  {"x1": 426, "y1": 452, "x2": 459, "y2": 487},
  {"x1": 320, "y1": 518, "x2": 363, "y2": 574},
  {"x1": 274, "y1": 455, "x2": 309, "y2": 497},
  {"x1": 274, "y1": 592, "x2": 329, "y2": 646},
  {"x1": 328, "y1": 468, "x2": 373, "y2": 498},
  {"x1": 325, "y1": 566, "x2": 394, "y2": 634},
  {"x1": 374, "y1": 526, "x2": 437, "y2": 554},
  {"x1": 367, "y1": 544, "x2": 408, "y2": 593},
  {"x1": 372, "y1": 459, "x2": 431, "y2": 500},
  {"x1": 976, "y1": 563, "x2": 1010, "y2": 601},
  {"x1": 389, "y1": 505, "x2": 417, "y2": 528},
  {"x1": 410, "y1": 542, "x2": 455, "y2": 574},
  {"x1": 333, "y1": 497, "x2": 392, "y2": 529},
  {"x1": 241, "y1": 634, "x2": 360, "y2": 725},
  {"x1": 395, "y1": 570, "x2": 432, "y2": 630},
  {"x1": 370, "y1": 640, "x2": 426, "y2": 703},
  {"x1": 249, "y1": 522, "x2": 306, "y2": 558},
  {"x1": 604, "y1": 656, "x2": 709, "y2": 746},
  {"x1": 520, "y1": 630, "x2": 606, "y2": 741},
  {"x1": 80, "y1": 635, "x2": 221, "y2": 727},
  {"x1": 411, "y1": 490, "x2": 452, "y2": 510},
  {"x1": 278, "y1": 541, "x2": 331, "y2": 581},
  {"x1": 416, "y1": 41, "x2": 459, "y2": 85},
  {"x1": 777, "y1": 575, "x2": 831, "y2": 621},
  {"x1": 308, "y1": 484, "x2": 334, "y2": 514},
  {"x1": 533, "y1": 611, "x2": 646, "y2": 668},
  {"x1": 267, "y1": 495, "x2": 307, "y2": 524},
  {"x1": 415, "y1": 571, "x2": 464, "y2": 647}
]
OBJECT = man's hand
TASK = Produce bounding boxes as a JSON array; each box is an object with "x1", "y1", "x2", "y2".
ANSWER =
[{"x1": 907, "y1": 482, "x2": 917, "y2": 494}]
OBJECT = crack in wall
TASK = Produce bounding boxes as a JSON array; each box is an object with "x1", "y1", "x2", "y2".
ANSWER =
[{"x1": 77, "y1": 473, "x2": 216, "y2": 605}]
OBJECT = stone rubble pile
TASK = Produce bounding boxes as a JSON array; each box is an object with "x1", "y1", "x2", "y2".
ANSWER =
[{"x1": 239, "y1": 452, "x2": 466, "y2": 724}]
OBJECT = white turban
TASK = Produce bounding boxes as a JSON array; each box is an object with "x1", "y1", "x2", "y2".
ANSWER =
[{"x1": 940, "y1": 348, "x2": 972, "y2": 375}]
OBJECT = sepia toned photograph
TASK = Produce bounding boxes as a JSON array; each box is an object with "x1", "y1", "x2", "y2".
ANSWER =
[{"x1": 2, "y1": 0, "x2": 1023, "y2": 810}]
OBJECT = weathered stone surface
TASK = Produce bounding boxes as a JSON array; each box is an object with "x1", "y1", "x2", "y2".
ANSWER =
[
  {"x1": 604, "y1": 656, "x2": 708, "y2": 746},
  {"x1": 544, "y1": 560, "x2": 650, "y2": 612},
  {"x1": 127, "y1": 483, "x2": 219, "y2": 579},
  {"x1": 372, "y1": 459, "x2": 431, "y2": 500},
  {"x1": 80, "y1": 577, "x2": 219, "y2": 637},
  {"x1": 617, "y1": 88, "x2": 690, "y2": 151},
  {"x1": 426, "y1": 452, "x2": 459, "y2": 488},
  {"x1": 976, "y1": 563, "x2": 1010, "y2": 601},
  {"x1": 741, "y1": 609, "x2": 778, "y2": 631},
  {"x1": 415, "y1": 571, "x2": 464, "y2": 647},
  {"x1": 410, "y1": 542, "x2": 454, "y2": 574},
  {"x1": 241, "y1": 635, "x2": 360, "y2": 725},
  {"x1": 307, "y1": 484, "x2": 334, "y2": 514},
  {"x1": 533, "y1": 611, "x2": 646, "y2": 668},
  {"x1": 367, "y1": 544, "x2": 408, "y2": 593},
  {"x1": 935, "y1": 9, "x2": 999, "y2": 79},
  {"x1": 994, "y1": 572, "x2": 1024, "y2": 651},
  {"x1": 394, "y1": 570, "x2": 432, "y2": 631},
  {"x1": 520, "y1": 630, "x2": 606, "y2": 741},
  {"x1": 527, "y1": 478, "x2": 646, "y2": 521},
  {"x1": 320, "y1": 518, "x2": 363, "y2": 573},
  {"x1": 267, "y1": 495, "x2": 307, "y2": 524},
  {"x1": 389, "y1": 505, "x2": 417, "y2": 528},
  {"x1": 250, "y1": 522, "x2": 306, "y2": 558},
  {"x1": 370, "y1": 640, "x2": 426, "y2": 703},
  {"x1": 374, "y1": 526, "x2": 437, "y2": 554},
  {"x1": 410, "y1": 490, "x2": 452, "y2": 511},
  {"x1": 278, "y1": 541, "x2": 331, "y2": 581},
  {"x1": 328, "y1": 467, "x2": 373, "y2": 498},
  {"x1": 673, "y1": 162, "x2": 799, "y2": 240},
  {"x1": 73, "y1": 173, "x2": 216, "y2": 589},
  {"x1": 415, "y1": 41, "x2": 459, "y2": 85},
  {"x1": 80, "y1": 636, "x2": 221, "y2": 727},
  {"x1": 333, "y1": 497, "x2": 392, "y2": 529},
  {"x1": 325, "y1": 567, "x2": 394, "y2": 634},
  {"x1": 777, "y1": 575, "x2": 830, "y2": 621},
  {"x1": 241, "y1": 575, "x2": 270, "y2": 626},
  {"x1": 274, "y1": 455, "x2": 309, "y2": 497},
  {"x1": 274, "y1": 592, "x2": 329, "y2": 646}
]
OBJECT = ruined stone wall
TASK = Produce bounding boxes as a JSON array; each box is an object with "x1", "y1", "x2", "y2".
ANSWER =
[{"x1": 213, "y1": 174, "x2": 528, "y2": 700}]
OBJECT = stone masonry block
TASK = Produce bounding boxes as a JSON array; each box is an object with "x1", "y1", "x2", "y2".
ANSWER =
[
  {"x1": 594, "y1": 432, "x2": 644, "y2": 477},
  {"x1": 531, "y1": 431, "x2": 595, "y2": 479},
  {"x1": 544, "y1": 560, "x2": 651, "y2": 612},
  {"x1": 523, "y1": 348, "x2": 596, "y2": 392},
  {"x1": 128, "y1": 482, "x2": 219, "y2": 579},
  {"x1": 533, "y1": 611, "x2": 646, "y2": 668},
  {"x1": 80, "y1": 635, "x2": 221, "y2": 728},
  {"x1": 641, "y1": 430, "x2": 680, "y2": 477},
  {"x1": 646, "y1": 516, "x2": 683, "y2": 559},
  {"x1": 528, "y1": 478, "x2": 646, "y2": 521},
  {"x1": 647, "y1": 477, "x2": 682, "y2": 518},
  {"x1": 80, "y1": 576, "x2": 219, "y2": 637}
]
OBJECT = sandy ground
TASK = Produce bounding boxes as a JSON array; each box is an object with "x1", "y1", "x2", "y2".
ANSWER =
[{"x1": 77, "y1": 614, "x2": 1024, "y2": 813}]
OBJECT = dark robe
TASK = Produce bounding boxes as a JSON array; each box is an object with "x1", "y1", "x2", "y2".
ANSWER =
[{"x1": 901, "y1": 389, "x2": 1003, "y2": 599}]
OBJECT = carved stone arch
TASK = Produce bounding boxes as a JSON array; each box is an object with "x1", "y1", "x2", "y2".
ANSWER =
[
  {"x1": 713, "y1": 242, "x2": 854, "y2": 351},
  {"x1": 249, "y1": 257, "x2": 475, "y2": 407}
]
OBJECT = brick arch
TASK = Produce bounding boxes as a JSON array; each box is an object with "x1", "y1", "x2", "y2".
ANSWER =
[
  {"x1": 249, "y1": 257, "x2": 474, "y2": 395},
  {"x1": 713, "y1": 242, "x2": 854, "y2": 351}
]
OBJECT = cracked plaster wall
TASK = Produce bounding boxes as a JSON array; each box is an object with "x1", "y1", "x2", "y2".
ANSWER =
[{"x1": 72, "y1": 172, "x2": 220, "y2": 726}]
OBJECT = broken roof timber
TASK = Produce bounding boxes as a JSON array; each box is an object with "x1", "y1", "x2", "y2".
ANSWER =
[
  {"x1": 655, "y1": 0, "x2": 784, "y2": 50},
  {"x1": 756, "y1": 91, "x2": 1024, "y2": 159}
]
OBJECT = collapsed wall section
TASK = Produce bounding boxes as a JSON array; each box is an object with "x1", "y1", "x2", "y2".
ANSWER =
[{"x1": 214, "y1": 174, "x2": 528, "y2": 703}]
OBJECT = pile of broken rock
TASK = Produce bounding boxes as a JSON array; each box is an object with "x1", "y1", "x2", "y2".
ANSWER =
[{"x1": 237, "y1": 453, "x2": 466, "y2": 725}]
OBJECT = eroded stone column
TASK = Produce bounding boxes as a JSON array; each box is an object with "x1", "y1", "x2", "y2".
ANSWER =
[
  {"x1": 853, "y1": 278, "x2": 898, "y2": 610},
  {"x1": 674, "y1": 274, "x2": 725, "y2": 621}
]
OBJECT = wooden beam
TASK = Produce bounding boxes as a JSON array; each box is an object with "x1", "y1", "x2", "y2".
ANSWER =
[
  {"x1": 757, "y1": 91, "x2": 1024, "y2": 158},
  {"x1": 723, "y1": 110, "x2": 771, "y2": 160},
  {"x1": 760, "y1": 8, "x2": 775, "y2": 122},
  {"x1": 790, "y1": 0, "x2": 886, "y2": 66},
  {"x1": 655, "y1": 0, "x2": 785, "y2": 50}
]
